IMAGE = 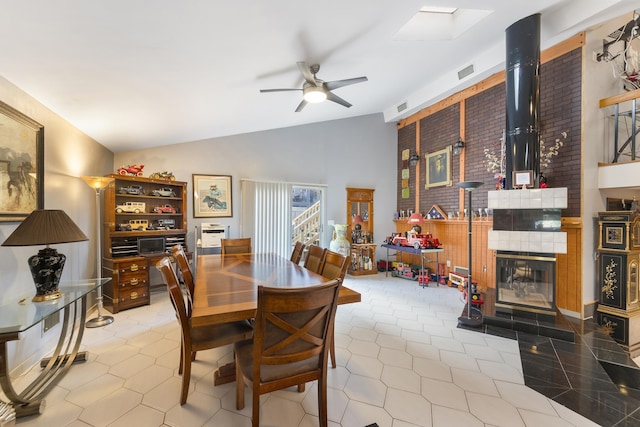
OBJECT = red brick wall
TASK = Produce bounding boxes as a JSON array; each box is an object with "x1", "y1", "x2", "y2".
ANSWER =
[
  {"x1": 418, "y1": 104, "x2": 460, "y2": 215},
  {"x1": 397, "y1": 47, "x2": 582, "y2": 218}
]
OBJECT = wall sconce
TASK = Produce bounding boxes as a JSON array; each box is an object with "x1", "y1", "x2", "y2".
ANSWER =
[
  {"x1": 453, "y1": 138, "x2": 465, "y2": 155},
  {"x1": 409, "y1": 152, "x2": 420, "y2": 167}
]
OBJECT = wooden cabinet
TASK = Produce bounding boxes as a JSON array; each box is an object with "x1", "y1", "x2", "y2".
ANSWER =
[
  {"x1": 346, "y1": 188, "x2": 376, "y2": 275},
  {"x1": 102, "y1": 174, "x2": 188, "y2": 313},
  {"x1": 596, "y1": 210, "x2": 640, "y2": 356}
]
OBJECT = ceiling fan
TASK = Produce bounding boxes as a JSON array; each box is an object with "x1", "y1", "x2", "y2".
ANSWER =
[{"x1": 260, "y1": 61, "x2": 368, "y2": 112}]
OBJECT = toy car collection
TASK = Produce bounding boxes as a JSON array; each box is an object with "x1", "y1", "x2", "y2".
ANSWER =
[
  {"x1": 117, "y1": 164, "x2": 144, "y2": 176},
  {"x1": 152, "y1": 204, "x2": 177, "y2": 214},
  {"x1": 116, "y1": 202, "x2": 146, "y2": 213},
  {"x1": 150, "y1": 187, "x2": 176, "y2": 197},
  {"x1": 118, "y1": 184, "x2": 145, "y2": 195}
]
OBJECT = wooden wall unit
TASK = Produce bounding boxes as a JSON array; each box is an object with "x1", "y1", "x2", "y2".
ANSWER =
[{"x1": 102, "y1": 174, "x2": 188, "y2": 313}]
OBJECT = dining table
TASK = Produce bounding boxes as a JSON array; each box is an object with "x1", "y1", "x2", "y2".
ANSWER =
[{"x1": 192, "y1": 252, "x2": 361, "y2": 384}]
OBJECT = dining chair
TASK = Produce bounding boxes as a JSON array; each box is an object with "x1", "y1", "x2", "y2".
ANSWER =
[
  {"x1": 303, "y1": 244, "x2": 326, "y2": 274},
  {"x1": 221, "y1": 238, "x2": 252, "y2": 254},
  {"x1": 155, "y1": 257, "x2": 253, "y2": 405},
  {"x1": 171, "y1": 244, "x2": 194, "y2": 304},
  {"x1": 290, "y1": 241, "x2": 306, "y2": 264},
  {"x1": 318, "y1": 250, "x2": 349, "y2": 369},
  {"x1": 234, "y1": 279, "x2": 342, "y2": 427}
]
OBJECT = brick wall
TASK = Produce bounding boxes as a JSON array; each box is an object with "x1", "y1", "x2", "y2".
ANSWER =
[
  {"x1": 397, "y1": 47, "x2": 582, "y2": 218},
  {"x1": 397, "y1": 123, "x2": 416, "y2": 215}
]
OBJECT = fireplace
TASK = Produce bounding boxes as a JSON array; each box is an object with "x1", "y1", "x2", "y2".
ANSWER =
[{"x1": 496, "y1": 251, "x2": 556, "y2": 313}]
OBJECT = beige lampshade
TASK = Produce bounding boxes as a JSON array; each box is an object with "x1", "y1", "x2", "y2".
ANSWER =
[
  {"x1": 2, "y1": 209, "x2": 89, "y2": 247},
  {"x1": 81, "y1": 175, "x2": 114, "y2": 190}
]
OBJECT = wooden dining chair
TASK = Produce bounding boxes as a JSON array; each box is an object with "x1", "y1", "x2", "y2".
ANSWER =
[
  {"x1": 155, "y1": 257, "x2": 253, "y2": 405},
  {"x1": 234, "y1": 279, "x2": 342, "y2": 427},
  {"x1": 171, "y1": 245, "x2": 194, "y2": 307},
  {"x1": 221, "y1": 238, "x2": 252, "y2": 254},
  {"x1": 303, "y1": 244, "x2": 326, "y2": 274},
  {"x1": 319, "y1": 250, "x2": 349, "y2": 369},
  {"x1": 290, "y1": 241, "x2": 306, "y2": 264}
]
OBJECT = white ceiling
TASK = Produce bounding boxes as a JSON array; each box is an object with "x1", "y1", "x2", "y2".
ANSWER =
[{"x1": 0, "y1": 0, "x2": 636, "y2": 152}]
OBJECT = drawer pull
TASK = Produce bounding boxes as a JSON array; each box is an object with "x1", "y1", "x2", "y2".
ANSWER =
[
  {"x1": 130, "y1": 292, "x2": 139, "y2": 300},
  {"x1": 130, "y1": 264, "x2": 139, "y2": 272},
  {"x1": 130, "y1": 278, "x2": 138, "y2": 286}
]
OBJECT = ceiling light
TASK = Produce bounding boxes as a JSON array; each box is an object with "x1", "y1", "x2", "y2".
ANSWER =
[
  {"x1": 419, "y1": 6, "x2": 457, "y2": 14},
  {"x1": 303, "y1": 86, "x2": 327, "y2": 103}
]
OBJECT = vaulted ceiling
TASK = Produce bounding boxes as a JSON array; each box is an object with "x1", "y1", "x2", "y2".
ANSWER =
[{"x1": 0, "y1": 1, "x2": 636, "y2": 152}]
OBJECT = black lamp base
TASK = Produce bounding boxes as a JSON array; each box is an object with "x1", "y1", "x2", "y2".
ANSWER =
[
  {"x1": 28, "y1": 247, "x2": 65, "y2": 302},
  {"x1": 458, "y1": 307, "x2": 483, "y2": 328}
]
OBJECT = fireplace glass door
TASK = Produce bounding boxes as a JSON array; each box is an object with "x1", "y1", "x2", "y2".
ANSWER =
[{"x1": 496, "y1": 252, "x2": 556, "y2": 312}]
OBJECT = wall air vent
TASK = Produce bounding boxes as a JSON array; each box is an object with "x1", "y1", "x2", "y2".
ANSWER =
[
  {"x1": 458, "y1": 64, "x2": 475, "y2": 80},
  {"x1": 397, "y1": 101, "x2": 408, "y2": 113}
]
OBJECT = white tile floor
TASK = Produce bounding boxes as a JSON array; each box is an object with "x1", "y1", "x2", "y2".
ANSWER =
[{"x1": 13, "y1": 273, "x2": 601, "y2": 427}]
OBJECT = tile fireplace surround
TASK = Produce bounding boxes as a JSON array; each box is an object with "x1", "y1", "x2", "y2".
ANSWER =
[{"x1": 487, "y1": 187, "x2": 567, "y2": 254}]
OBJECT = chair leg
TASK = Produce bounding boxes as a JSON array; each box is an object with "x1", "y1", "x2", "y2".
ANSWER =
[
  {"x1": 297, "y1": 383, "x2": 305, "y2": 392},
  {"x1": 317, "y1": 375, "x2": 328, "y2": 427},
  {"x1": 178, "y1": 340, "x2": 184, "y2": 375},
  {"x1": 252, "y1": 384, "x2": 260, "y2": 427},
  {"x1": 236, "y1": 358, "x2": 245, "y2": 410},
  {"x1": 180, "y1": 348, "x2": 191, "y2": 405},
  {"x1": 330, "y1": 332, "x2": 336, "y2": 369}
]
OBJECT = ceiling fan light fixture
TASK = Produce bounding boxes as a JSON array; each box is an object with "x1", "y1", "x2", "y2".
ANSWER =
[{"x1": 303, "y1": 86, "x2": 327, "y2": 103}]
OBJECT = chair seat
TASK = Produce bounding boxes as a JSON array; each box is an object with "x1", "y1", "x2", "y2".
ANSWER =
[
  {"x1": 235, "y1": 338, "x2": 319, "y2": 383},
  {"x1": 191, "y1": 320, "x2": 253, "y2": 351}
]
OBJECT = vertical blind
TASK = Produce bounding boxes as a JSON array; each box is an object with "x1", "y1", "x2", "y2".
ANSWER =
[{"x1": 241, "y1": 180, "x2": 293, "y2": 258}]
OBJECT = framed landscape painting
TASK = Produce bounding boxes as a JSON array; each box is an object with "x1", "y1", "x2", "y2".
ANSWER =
[
  {"x1": 0, "y1": 100, "x2": 44, "y2": 222},
  {"x1": 192, "y1": 174, "x2": 233, "y2": 218}
]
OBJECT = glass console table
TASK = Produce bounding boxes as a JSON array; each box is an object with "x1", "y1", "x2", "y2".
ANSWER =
[{"x1": 0, "y1": 278, "x2": 110, "y2": 419}]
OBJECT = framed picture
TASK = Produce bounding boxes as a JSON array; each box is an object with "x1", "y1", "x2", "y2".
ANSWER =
[
  {"x1": 0, "y1": 100, "x2": 44, "y2": 222},
  {"x1": 192, "y1": 174, "x2": 233, "y2": 218},
  {"x1": 425, "y1": 146, "x2": 452, "y2": 189},
  {"x1": 512, "y1": 170, "x2": 533, "y2": 188}
]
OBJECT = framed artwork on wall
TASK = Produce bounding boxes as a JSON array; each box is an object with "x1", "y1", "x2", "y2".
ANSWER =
[
  {"x1": 425, "y1": 146, "x2": 452, "y2": 189},
  {"x1": 192, "y1": 174, "x2": 233, "y2": 218},
  {"x1": 0, "y1": 100, "x2": 44, "y2": 222}
]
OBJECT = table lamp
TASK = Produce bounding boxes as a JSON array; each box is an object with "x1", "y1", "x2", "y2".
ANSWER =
[
  {"x1": 407, "y1": 212, "x2": 424, "y2": 234},
  {"x1": 82, "y1": 176, "x2": 115, "y2": 327},
  {"x1": 2, "y1": 209, "x2": 88, "y2": 302}
]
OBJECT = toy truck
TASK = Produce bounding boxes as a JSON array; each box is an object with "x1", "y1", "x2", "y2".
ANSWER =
[{"x1": 392, "y1": 232, "x2": 441, "y2": 249}]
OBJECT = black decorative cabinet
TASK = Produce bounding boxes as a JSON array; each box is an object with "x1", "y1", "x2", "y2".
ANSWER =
[{"x1": 596, "y1": 210, "x2": 640, "y2": 356}]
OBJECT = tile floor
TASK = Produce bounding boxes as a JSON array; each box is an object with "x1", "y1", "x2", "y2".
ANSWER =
[{"x1": 13, "y1": 273, "x2": 602, "y2": 427}]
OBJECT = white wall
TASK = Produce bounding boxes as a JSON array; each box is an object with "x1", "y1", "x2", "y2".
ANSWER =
[
  {"x1": 0, "y1": 75, "x2": 113, "y2": 372},
  {"x1": 583, "y1": 13, "x2": 640, "y2": 314},
  {"x1": 115, "y1": 113, "x2": 398, "y2": 250}
]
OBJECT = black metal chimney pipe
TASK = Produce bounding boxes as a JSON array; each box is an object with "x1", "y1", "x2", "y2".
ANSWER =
[{"x1": 504, "y1": 14, "x2": 541, "y2": 189}]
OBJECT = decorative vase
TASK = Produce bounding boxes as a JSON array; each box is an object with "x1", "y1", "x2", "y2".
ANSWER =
[{"x1": 330, "y1": 224, "x2": 350, "y2": 257}]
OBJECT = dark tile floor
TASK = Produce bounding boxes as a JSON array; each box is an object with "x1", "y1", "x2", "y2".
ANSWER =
[{"x1": 460, "y1": 290, "x2": 640, "y2": 426}]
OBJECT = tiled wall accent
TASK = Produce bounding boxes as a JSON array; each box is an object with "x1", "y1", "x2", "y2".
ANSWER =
[{"x1": 487, "y1": 188, "x2": 568, "y2": 253}]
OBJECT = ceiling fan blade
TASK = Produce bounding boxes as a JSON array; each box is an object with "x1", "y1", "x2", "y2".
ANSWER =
[
  {"x1": 297, "y1": 61, "x2": 317, "y2": 86},
  {"x1": 260, "y1": 88, "x2": 302, "y2": 93},
  {"x1": 326, "y1": 91, "x2": 352, "y2": 108},
  {"x1": 325, "y1": 76, "x2": 368, "y2": 91},
  {"x1": 295, "y1": 99, "x2": 308, "y2": 112}
]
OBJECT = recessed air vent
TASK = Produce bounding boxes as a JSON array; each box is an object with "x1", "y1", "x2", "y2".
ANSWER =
[
  {"x1": 458, "y1": 64, "x2": 475, "y2": 80},
  {"x1": 397, "y1": 101, "x2": 408, "y2": 113}
]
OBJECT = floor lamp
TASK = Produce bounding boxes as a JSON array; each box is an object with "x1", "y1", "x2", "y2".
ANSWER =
[
  {"x1": 457, "y1": 181, "x2": 484, "y2": 328},
  {"x1": 82, "y1": 176, "x2": 115, "y2": 328}
]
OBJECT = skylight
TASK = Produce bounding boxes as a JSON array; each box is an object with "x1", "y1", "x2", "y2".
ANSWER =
[{"x1": 394, "y1": 7, "x2": 493, "y2": 41}]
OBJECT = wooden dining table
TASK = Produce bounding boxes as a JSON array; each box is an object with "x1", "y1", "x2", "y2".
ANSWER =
[{"x1": 192, "y1": 252, "x2": 361, "y2": 384}]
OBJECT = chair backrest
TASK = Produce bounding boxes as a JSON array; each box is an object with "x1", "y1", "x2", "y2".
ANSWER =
[
  {"x1": 221, "y1": 238, "x2": 252, "y2": 255},
  {"x1": 253, "y1": 279, "x2": 341, "y2": 371},
  {"x1": 171, "y1": 244, "x2": 194, "y2": 313},
  {"x1": 303, "y1": 245, "x2": 326, "y2": 274},
  {"x1": 155, "y1": 257, "x2": 190, "y2": 341},
  {"x1": 320, "y1": 249, "x2": 349, "y2": 281},
  {"x1": 290, "y1": 241, "x2": 306, "y2": 264}
]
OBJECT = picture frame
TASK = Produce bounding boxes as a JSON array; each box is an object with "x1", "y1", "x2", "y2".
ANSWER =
[
  {"x1": 192, "y1": 174, "x2": 233, "y2": 218},
  {"x1": 0, "y1": 100, "x2": 44, "y2": 222},
  {"x1": 512, "y1": 170, "x2": 533, "y2": 188},
  {"x1": 425, "y1": 146, "x2": 452, "y2": 189}
]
